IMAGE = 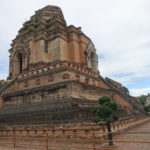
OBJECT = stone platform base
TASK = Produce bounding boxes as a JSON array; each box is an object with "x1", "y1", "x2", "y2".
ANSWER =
[{"x1": 101, "y1": 145, "x2": 121, "y2": 150}]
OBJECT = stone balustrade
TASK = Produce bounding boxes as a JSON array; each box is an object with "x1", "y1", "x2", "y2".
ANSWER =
[
  {"x1": 0, "y1": 117, "x2": 149, "y2": 138},
  {"x1": 18, "y1": 61, "x2": 98, "y2": 80}
]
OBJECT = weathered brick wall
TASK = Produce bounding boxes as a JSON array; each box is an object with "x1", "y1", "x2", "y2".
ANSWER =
[
  {"x1": 0, "y1": 80, "x2": 133, "y2": 125},
  {"x1": 0, "y1": 97, "x2": 96, "y2": 125}
]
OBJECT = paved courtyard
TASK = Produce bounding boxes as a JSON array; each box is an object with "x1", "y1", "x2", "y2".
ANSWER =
[{"x1": 113, "y1": 120, "x2": 150, "y2": 150}]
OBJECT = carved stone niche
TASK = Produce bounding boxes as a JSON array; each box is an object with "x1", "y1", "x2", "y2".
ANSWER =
[
  {"x1": 76, "y1": 74, "x2": 80, "y2": 81},
  {"x1": 35, "y1": 78, "x2": 40, "y2": 85},
  {"x1": 85, "y1": 78, "x2": 89, "y2": 84},
  {"x1": 47, "y1": 74, "x2": 54, "y2": 82},
  {"x1": 92, "y1": 79, "x2": 96, "y2": 85},
  {"x1": 24, "y1": 80, "x2": 29, "y2": 87},
  {"x1": 62, "y1": 73, "x2": 70, "y2": 79}
]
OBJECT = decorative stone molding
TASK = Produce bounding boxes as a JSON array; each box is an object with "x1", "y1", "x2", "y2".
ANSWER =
[
  {"x1": 76, "y1": 75, "x2": 80, "y2": 81},
  {"x1": 47, "y1": 75, "x2": 54, "y2": 82},
  {"x1": 35, "y1": 78, "x2": 40, "y2": 85},
  {"x1": 18, "y1": 61, "x2": 99, "y2": 82},
  {"x1": 92, "y1": 79, "x2": 96, "y2": 86},
  {"x1": 62, "y1": 73, "x2": 70, "y2": 79},
  {"x1": 24, "y1": 80, "x2": 29, "y2": 87},
  {"x1": 85, "y1": 78, "x2": 89, "y2": 84}
]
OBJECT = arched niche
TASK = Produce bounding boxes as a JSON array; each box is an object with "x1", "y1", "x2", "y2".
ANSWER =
[
  {"x1": 13, "y1": 52, "x2": 24, "y2": 75},
  {"x1": 84, "y1": 51, "x2": 88, "y2": 64},
  {"x1": 84, "y1": 42, "x2": 98, "y2": 72},
  {"x1": 90, "y1": 52, "x2": 97, "y2": 71},
  {"x1": 17, "y1": 53, "x2": 23, "y2": 74}
]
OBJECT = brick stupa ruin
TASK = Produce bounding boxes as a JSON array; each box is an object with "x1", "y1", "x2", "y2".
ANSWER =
[{"x1": 0, "y1": 6, "x2": 143, "y2": 125}]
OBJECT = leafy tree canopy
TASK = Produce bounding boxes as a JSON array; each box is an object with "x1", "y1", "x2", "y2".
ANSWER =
[
  {"x1": 144, "y1": 105, "x2": 150, "y2": 112},
  {"x1": 98, "y1": 96, "x2": 110, "y2": 105},
  {"x1": 93, "y1": 96, "x2": 119, "y2": 146},
  {"x1": 93, "y1": 96, "x2": 118, "y2": 124},
  {"x1": 139, "y1": 95, "x2": 147, "y2": 106}
]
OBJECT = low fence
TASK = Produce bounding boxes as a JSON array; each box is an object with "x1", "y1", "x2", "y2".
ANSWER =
[
  {"x1": 0, "y1": 131, "x2": 150, "y2": 150},
  {"x1": 0, "y1": 117, "x2": 149, "y2": 150}
]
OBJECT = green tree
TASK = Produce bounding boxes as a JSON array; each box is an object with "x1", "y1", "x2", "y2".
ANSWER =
[
  {"x1": 144, "y1": 105, "x2": 150, "y2": 112},
  {"x1": 93, "y1": 96, "x2": 118, "y2": 146},
  {"x1": 139, "y1": 95, "x2": 147, "y2": 106}
]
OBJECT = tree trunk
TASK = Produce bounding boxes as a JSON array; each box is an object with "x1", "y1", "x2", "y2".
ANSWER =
[{"x1": 106, "y1": 122, "x2": 113, "y2": 146}]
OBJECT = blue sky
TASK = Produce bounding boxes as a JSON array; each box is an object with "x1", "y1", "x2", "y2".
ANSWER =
[{"x1": 0, "y1": 0, "x2": 150, "y2": 96}]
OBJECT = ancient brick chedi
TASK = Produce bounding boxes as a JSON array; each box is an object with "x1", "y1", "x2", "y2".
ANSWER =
[{"x1": 0, "y1": 6, "x2": 143, "y2": 125}]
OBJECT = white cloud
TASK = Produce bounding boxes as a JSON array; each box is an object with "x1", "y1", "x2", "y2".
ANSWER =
[
  {"x1": 130, "y1": 88, "x2": 150, "y2": 96},
  {"x1": 100, "y1": 64, "x2": 150, "y2": 86},
  {"x1": 0, "y1": 73, "x2": 7, "y2": 81}
]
